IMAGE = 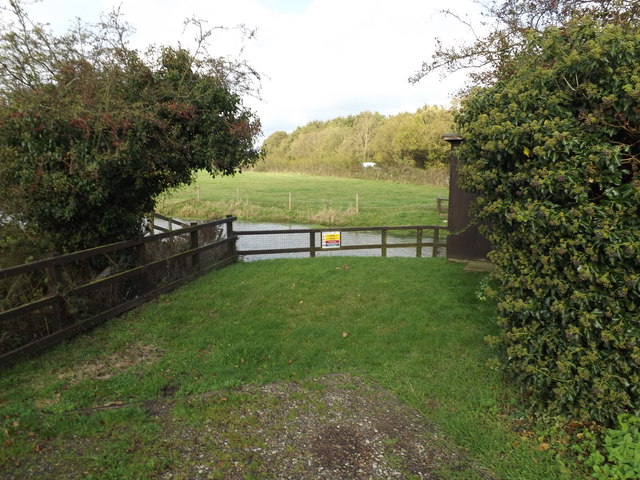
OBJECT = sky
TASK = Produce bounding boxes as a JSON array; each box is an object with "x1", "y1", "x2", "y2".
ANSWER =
[{"x1": 25, "y1": 0, "x2": 482, "y2": 140}]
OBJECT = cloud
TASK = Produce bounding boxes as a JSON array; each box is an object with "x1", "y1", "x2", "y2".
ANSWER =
[
  {"x1": 26, "y1": 0, "x2": 482, "y2": 139},
  {"x1": 240, "y1": 0, "x2": 479, "y2": 137}
]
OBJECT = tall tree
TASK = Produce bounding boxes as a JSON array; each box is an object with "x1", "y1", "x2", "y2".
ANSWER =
[{"x1": 352, "y1": 111, "x2": 383, "y2": 163}]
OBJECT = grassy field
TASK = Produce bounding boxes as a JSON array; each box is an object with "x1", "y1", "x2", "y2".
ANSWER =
[
  {"x1": 157, "y1": 171, "x2": 449, "y2": 227},
  {"x1": 0, "y1": 258, "x2": 584, "y2": 479}
]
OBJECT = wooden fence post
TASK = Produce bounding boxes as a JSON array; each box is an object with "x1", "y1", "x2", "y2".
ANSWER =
[
  {"x1": 45, "y1": 254, "x2": 66, "y2": 332},
  {"x1": 436, "y1": 198, "x2": 449, "y2": 215},
  {"x1": 135, "y1": 241, "x2": 151, "y2": 295},
  {"x1": 190, "y1": 222, "x2": 200, "y2": 269},
  {"x1": 416, "y1": 228, "x2": 423, "y2": 258},
  {"x1": 309, "y1": 232, "x2": 316, "y2": 257},
  {"x1": 381, "y1": 229, "x2": 388, "y2": 257},
  {"x1": 433, "y1": 228, "x2": 440, "y2": 258},
  {"x1": 226, "y1": 215, "x2": 238, "y2": 260}
]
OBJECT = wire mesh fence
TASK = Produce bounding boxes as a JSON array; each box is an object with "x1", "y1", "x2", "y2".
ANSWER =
[
  {"x1": 0, "y1": 217, "x2": 236, "y2": 365},
  {"x1": 233, "y1": 222, "x2": 447, "y2": 262}
]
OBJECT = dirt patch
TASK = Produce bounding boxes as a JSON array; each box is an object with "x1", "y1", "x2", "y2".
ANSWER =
[
  {"x1": 55, "y1": 343, "x2": 163, "y2": 384},
  {"x1": 28, "y1": 343, "x2": 164, "y2": 410}
]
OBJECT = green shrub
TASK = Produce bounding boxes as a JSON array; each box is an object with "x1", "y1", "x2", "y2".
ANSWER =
[
  {"x1": 457, "y1": 17, "x2": 640, "y2": 424},
  {"x1": 586, "y1": 415, "x2": 640, "y2": 479}
]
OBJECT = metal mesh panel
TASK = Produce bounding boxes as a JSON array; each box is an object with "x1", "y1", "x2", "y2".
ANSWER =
[{"x1": 236, "y1": 225, "x2": 447, "y2": 262}]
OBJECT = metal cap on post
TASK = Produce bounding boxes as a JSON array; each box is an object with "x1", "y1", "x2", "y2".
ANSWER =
[{"x1": 442, "y1": 133, "x2": 463, "y2": 149}]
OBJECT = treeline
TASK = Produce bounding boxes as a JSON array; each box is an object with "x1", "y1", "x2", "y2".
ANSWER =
[{"x1": 256, "y1": 106, "x2": 454, "y2": 185}]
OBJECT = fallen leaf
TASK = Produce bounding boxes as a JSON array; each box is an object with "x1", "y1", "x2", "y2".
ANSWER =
[
  {"x1": 342, "y1": 332, "x2": 349, "y2": 338},
  {"x1": 538, "y1": 443, "x2": 551, "y2": 451}
]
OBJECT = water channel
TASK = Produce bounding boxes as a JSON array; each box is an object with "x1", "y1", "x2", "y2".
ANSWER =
[{"x1": 232, "y1": 221, "x2": 447, "y2": 262}]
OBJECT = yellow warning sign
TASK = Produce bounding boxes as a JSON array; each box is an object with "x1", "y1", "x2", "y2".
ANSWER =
[{"x1": 322, "y1": 231, "x2": 341, "y2": 249}]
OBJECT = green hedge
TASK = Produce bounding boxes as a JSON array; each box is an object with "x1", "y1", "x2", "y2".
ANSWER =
[{"x1": 456, "y1": 18, "x2": 640, "y2": 424}]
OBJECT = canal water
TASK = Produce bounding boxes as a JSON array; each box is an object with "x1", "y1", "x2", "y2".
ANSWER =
[{"x1": 232, "y1": 222, "x2": 446, "y2": 262}]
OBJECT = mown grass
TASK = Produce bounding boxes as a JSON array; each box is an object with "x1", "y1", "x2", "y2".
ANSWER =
[
  {"x1": 0, "y1": 258, "x2": 584, "y2": 479},
  {"x1": 158, "y1": 171, "x2": 449, "y2": 227}
]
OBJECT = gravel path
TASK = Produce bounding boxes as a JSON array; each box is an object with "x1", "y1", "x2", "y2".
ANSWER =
[{"x1": 157, "y1": 373, "x2": 497, "y2": 479}]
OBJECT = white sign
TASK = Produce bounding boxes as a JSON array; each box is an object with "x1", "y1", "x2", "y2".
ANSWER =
[{"x1": 322, "y1": 231, "x2": 341, "y2": 249}]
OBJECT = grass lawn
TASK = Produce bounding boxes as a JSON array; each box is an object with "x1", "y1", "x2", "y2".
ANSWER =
[
  {"x1": 158, "y1": 171, "x2": 449, "y2": 227},
  {"x1": 0, "y1": 258, "x2": 582, "y2": 479}
]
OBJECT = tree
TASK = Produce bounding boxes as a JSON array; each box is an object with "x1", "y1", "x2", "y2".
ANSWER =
[
  {"x1": 0, "y1": 1, "x2": 262, "y2": 254},
  {"x1": 392, "y1": 107, "x2": 453, "y2": 168},
  {"x1": 257, "y1": 107, "x2": 453, "y2": 177},
  {"x1": 352, "y1": 111, "x2": 383, "y2": 163},
  {"x1": 412, "y1": 0, "x2": 640, "y2": 86}
]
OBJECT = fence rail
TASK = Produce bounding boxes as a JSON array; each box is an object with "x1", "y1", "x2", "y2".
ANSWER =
[
  {"x1": 236, "y1": 225, "x2": 448, "y2": 259},
  {"x1": 0, "y1": 216, "x2": 238, "y2": 366},
  {"x1": 146, "y1": 212, "x2": 191, "y2": 234}
]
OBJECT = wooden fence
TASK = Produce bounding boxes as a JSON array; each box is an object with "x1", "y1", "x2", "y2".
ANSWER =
[
  {"x1": 0, "y1": 216, "x2": 237, "y2": 366},
  {"x1": 146, "y1": 212, "x2": 191, "y2": 234},
  {"x1": 1, "y1": 219, "x2": 448, "y2": 366},
  {"x1": 236, "y1": 225, "x2": 448, "y2": 259}
]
